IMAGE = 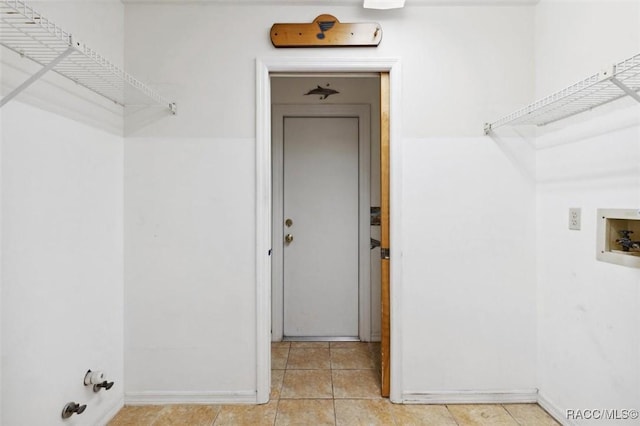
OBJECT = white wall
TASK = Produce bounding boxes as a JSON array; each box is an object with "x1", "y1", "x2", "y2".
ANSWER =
[
  {"x1": 0, "y1": 74, "x2": 3, "y2": 420},
  {"x1": 1, "y1": 2, "x2": 125, "y2": 424},
  {"x1": 11, "y1": 1, "x2": 639, "y2": 419},
  {"x1": 124, "y1": 136, "x2": 256, "y2": 400},
  {"x1": 124, "y1": 3, "x2": 537, "y2": 401},
  {"x1": 2, "y1": 1, "x2": 638, "y2": 419},
  {"x1": 534, "y1": 1, "x2": 640, "y2": 423},
  {"x1": 2, "y1": 102, "x2": 124, "y2": 426}
]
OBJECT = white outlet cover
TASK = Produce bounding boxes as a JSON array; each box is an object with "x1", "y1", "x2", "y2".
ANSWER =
[{"x1": 569, "y1": 208, "x2": 581, "y2": 230}]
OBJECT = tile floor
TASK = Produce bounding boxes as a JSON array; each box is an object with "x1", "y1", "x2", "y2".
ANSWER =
[{"x1": 109, "y1": 342, "x2": 560, "y2": 425}]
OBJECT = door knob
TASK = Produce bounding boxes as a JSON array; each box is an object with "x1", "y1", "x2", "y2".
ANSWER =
[{"x1": 285, "y1": 234, "x2": 294, "y2": 244}]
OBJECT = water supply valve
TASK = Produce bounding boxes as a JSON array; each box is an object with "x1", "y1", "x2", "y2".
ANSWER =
[
  {"x1": 615, "y1": 230, "x2": 640, "y2": 252},
  {"x1": 93, "y1": 380, "x2": 114, "y2": 392},
  {"x1": 84, "y1": 369, "x2": 114, "y2": 392},
  {"x1": 61, "y1": 402, "x2": 86, "y2": 419}
]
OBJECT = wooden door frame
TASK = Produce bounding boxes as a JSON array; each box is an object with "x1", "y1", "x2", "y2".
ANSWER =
[
  {"x1": 379, "y1": 73, "x2": 391, "y2": 397},
  {"x1": 255, "y1": 57, "x2": 403, "y2": 403},
  {"x1": 271, "y1": 104, "x2": 371, "y2": 342}
]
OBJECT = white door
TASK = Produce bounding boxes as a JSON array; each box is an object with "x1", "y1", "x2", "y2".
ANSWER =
[
  {"x1": 272, "y1": 105, "x2": 370, "y2": 340},
  {"x1": 283, "y1": 116, "x2": 359, "y2": 337}
]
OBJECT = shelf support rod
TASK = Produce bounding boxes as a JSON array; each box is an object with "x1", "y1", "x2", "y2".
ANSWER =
[
  {"x1": 0, "y1": 46, "x2": 75, "y2": 108},
  {"x1": 609, "y1": 77, "x2": 640, "y2": 104}
]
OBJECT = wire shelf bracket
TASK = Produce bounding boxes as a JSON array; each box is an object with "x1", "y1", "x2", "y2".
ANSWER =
[
  {"x1": 484, "y1": 52, "x2": 640, "y2": 135},
  {"x1": 0, "y1": 0, "x2": 176, "y2": 114}
]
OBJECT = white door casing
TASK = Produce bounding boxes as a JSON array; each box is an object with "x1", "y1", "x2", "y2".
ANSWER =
[
  {"x1": 256, "y1": 57, "x2": 403, "y2": 404},
  {"x1": 272, "y1": 105, "x2": 371, "y2": 340}
]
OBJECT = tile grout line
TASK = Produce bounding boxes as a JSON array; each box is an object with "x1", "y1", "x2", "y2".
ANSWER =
[
  {"x1": 502, "y1": 404, "x2": 525, "y2": 426},
  {"x1": 331, "y1": 351, "x2": 337, "y2": 426},
  {"x1": 273, "y1": 395, "x2": 281, "y2": 426},
  {"x1": 210, "y1": 405, "x2": 222, "y2": 426},
  {"x1": 446, "y1": 404, "x2": 462, "y2": 426},
  {"x1": 279, "y1": 344, "x2": 292, "y2": 424}
]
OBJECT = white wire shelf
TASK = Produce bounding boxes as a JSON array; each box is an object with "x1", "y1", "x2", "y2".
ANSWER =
[
  {"x1": 485, "y1": 52, "x2": 640, "y2": 134},
  {"x1": 0, "y1": 0, "x2": 176, "y2": 113}
]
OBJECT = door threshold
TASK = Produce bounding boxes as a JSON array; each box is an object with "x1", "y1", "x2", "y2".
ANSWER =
[{"x1": 283, "y1": 336, "x2": 360, "y2": 342}]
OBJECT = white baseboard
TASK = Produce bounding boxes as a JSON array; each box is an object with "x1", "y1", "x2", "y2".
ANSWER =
[
  {"x1": 125, "y1": 391, "x2": 257, "y2": 405},
  {"x1": 538, "y1": 391, "x2": 574, "y2": 426},
  {"x1": 97, "y1": 396, "x2": 125, "y2": 426},
  {"x1": 401, "y1": 389, "x2": 539, "y2": 404}
]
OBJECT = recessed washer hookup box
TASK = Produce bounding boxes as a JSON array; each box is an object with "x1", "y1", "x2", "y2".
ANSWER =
[{"x1": 597, "y1": 209, "x2": 640, "y2": 268}]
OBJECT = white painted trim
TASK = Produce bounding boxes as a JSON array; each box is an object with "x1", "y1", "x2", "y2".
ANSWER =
[
  {"x1": 256, "y1": 58, "x2": 272, "y2": 404},
  {"x1": 0, "y1": 103, "x2": 3, "y2": 426},
  {"x1": 538, "y1": 391, "x2": 573, "y2": 426},
  {"x1": 97, "y1": 397, "x2": 125, "y2": 426},
  {"x1": 124, "y1": 391, "x2": 257, "y2": 405},
  {"x1": 123, "y1": 0, "x2": 539, "y2": 6},
  {"x1": 387, "y1": 60, "x2": 403, "y2": 404},
  {"x1": 358, "y1": 106, "x2": 372, "y2": 342},
  {"x1": 270, "y1": 106, "x2": 284, "y2": 342},
  {"x1": 401, "y1": 390, "x2": 538, "y2": 404},
  {"x1": 271, "y1": 104, "x2": 371, "y2": 342},
  {"x1": 256, "y1": 57, "x2": 403, "y2": 403}
]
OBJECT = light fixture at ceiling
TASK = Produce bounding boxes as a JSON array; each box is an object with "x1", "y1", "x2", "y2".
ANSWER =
[{"x1": 363, "y1": 0, "x2": 405, "y2": 9}]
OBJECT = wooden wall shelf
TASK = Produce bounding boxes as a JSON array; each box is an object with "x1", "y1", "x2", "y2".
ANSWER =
[{"x1": 271, "y1": 15, "x2": 382, "y2": 48}]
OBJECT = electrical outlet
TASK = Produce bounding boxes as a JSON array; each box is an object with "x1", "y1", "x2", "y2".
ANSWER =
[{"x1": 569, "y1": 208, "x2": 581, "y2": 230}]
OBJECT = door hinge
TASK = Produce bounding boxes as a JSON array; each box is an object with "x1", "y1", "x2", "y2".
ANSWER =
[{"x1": 381, "y1": 248, "x2": 390, "y2": 260}]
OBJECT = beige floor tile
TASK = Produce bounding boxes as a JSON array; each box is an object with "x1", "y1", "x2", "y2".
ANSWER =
[
  {"x1": 335, "y1": 399, "x2": 395, "y2": 426},
  {"x1": 290, "y1": 341, "x2": 329, "y2": 349},
  {"x1": 391, "y1": 404, "x2": 457, "y2": 426},
  {"x1": 108, "y1": 405, "x2": 164, "y2": 426},
  {"x1": 331, "y1": 348, "x2": 375, "y2": 369},
  {"x1": 112, "y1": 348, "x2": 551, "y2": 426},
  {"x1": 332, "y1": 370, "x2": 381, "y2": 399},
  {"x1": 503, "y1": 404, "x2": 560, "y2": 426},
  {"x1": 275, "y1": 399, "x2": 336, "y2": 426},
  {"x1": 330, "y1": 341, "x2": 369, "y2": 350},
  {"x1": 368, "y1": 343, "x2": 382, "y2": 362},
  {"x1": 448, "y1": 404, "x2": 519, "y2": 426},
  {"x1": 287, "y1": 348, "x2": 331, "y2": 369},
  {"x1": 281, "y1": 370, "x2": 333, "y2": 399},
  {"x1": 272, "y1": 341, "x2": 291, "y2": 349},
  {"x1": 152, "y1": 405, "x2": 220, "y2": 426},
  {"x1": 214, "y1": 401, "x2": 278, "y2": 426},
  {"x1": 272, "y1": 347, "x2": 290, "y2": 369},
  {"x1": 271, "y1": 369, "x2": 285, "y2": 400}
]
